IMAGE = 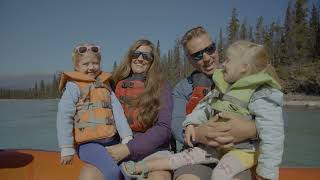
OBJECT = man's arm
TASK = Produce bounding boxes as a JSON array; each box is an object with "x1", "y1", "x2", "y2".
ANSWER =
[
  {"x1": 194, "y1": 112, "x2": 257, "y2": 148},
  {"x1": 171, "y1": 79, "x2": 192, "y2": 144},
  {"x1": 220, "y1": 112, "x2": 257, "y2": 143}
]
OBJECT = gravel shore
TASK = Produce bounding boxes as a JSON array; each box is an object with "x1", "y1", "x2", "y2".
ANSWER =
[{"x1": 284, "y1": 94, "x2": 320, "y2": 108}]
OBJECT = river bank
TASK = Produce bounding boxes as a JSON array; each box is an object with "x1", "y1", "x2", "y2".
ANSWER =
[
  {"x1": 284, "y1": 94, "x2": 320, "y2": 108},
  {"x1": 1, "y1": 95, "x2": 320, "y2": 107}
]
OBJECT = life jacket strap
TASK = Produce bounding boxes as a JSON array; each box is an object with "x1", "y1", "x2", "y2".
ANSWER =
[
  {"x1": 93, "y1": 78, "x2": 105, "y2": 88},
  {"x1": 221, "y1": 94, "x2": 248, "y2": 110},
  {"x1": 79, "y1": 101, "x2": 112, "y2": 110},
  {"x1": 199, "y1": 89, "x2": 220, "y2": 104},
  {"x1": 75, "y1": 118, "x2": 114, "y2": 129},
  {"x1": 199, "y1": 89, "x2": 248, "y2": 110},
  {"x1": 80, "y1": 80, "x2": 111, "y2": 99}
]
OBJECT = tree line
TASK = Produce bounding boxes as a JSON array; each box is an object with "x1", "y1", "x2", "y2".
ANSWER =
[
  {"x1": 1, "y1": 0, "x2": 319, "y2": 99},
  {"x1": 0, "y1": 73, "x2": 61, "y2": 99},
  {"x1": 160, "y1": 0, "x2": 320, "y2": 95}
]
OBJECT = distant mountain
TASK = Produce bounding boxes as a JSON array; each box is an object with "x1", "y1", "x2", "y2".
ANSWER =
[{"x1": 0, "y1": 74, "x2": 53, "y2": 89}]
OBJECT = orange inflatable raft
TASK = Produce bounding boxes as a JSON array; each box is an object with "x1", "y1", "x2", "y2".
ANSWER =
[{"x1": 0, "y1": 149, "x2": 319, "y2": 180}]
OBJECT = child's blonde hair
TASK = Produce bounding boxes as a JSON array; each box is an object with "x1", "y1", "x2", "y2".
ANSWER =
[
  {"x1": 72, "y1": 43, "x2": 101, "y2": 68},
  {"x1": 226, "y1": 40, "x2": 280, "y2": 83}
]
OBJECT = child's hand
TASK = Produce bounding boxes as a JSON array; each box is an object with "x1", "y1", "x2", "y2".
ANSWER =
[
  {"x1": 106, "y1": 144, "x2": 130, "y2": 162},
  {"x1": 184, "y1": 125, "x2": 196, "y2": 147},
  {"x1": 60, "y1": 155, "x2": 73, "y2": 165},
  {"x1": 76, "y1": 99, "x2": 85, "y2": 111}
]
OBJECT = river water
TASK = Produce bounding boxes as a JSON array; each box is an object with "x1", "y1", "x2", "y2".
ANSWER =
[{"x1": 0, "y1": 99, "x2": 319, "y2": 167}]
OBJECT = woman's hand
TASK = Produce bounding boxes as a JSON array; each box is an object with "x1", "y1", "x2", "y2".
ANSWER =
[
  {"x1": 184, "y1": 125, "x2": 196, "y2": 147},
  {"x1": 106, "y1": 144, "x2": 130, "y2": 162}
]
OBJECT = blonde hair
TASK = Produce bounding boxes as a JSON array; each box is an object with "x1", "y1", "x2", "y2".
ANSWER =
[
  {"x1": 181, "y1": 26, "x2": 210, "y2": 51},
  {"x1": 112, "y1": 39, "x2": 163, "y2": 129},
  {"x1": 226, "y1": 40, "x2": 280, "y2": 83},
  {"x1": 72, "y1": 43, "x2": 101, "y2": 68}
]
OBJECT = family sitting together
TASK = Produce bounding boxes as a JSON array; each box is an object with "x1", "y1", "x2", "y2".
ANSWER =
[{"x1": 57, "y1": 26, "x2": 284, "y2": 180}]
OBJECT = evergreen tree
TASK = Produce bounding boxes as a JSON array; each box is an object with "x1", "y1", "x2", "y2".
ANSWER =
[
  {"x1": 255, "y1": 16, "x2": 264, "y2": 44},
  {"x1": 309, "y1": 3, "x2": 320, "y2": 61},
  {"x1": 112, "y1": 61, "x2": 118, "y2": 72},
  {"x1": 40, "y1": 80, "x2": 45, "y2": 98},
  {"x1": 263, "y1": 24, "x2": 272, "y2": 63},
  {"x1": 283, "y1": 1, "x2": 295, "y2": 64},
  {"x1": 46, "y1": 84, "x2": 50, "y2": 98},
  {"x1": 28, "y1": 88, "x2": 33, "y2": 99},
  {"x1": 227, "y1": 8, "x2": 239, "y2": 45},
  {"x1": 160, "y1": 53, "x2": 169, "y2": 79},
  {"x1": 218, "y1": 28, "x2": 225, "y2": 62},
  {"x1": 34, "y1": 82, "x2": 38, "y2": 99},
  {"x1": 317, "y1": 21, "x2": 320, "y2": 61},
  {"x1": 51, "y1": 73, "x2": 58, "y2": 98},
  {"x1": 293, "y1": 0, "x2": 309, "y2": 65},
  {"x1": 156, "y1": 40, "x2": 161, "y2": 57},
  {"x1": 56, "y1": 71, "x2": 63, "y2": 97},
  {"x1": 239, "y1": 19, "x2": 248, "y2": 40},
  {"x1": 272, "y1": 20, "x2": 284, "y2": 66},
  {"x1": 173, "y1": 38, "x2": 182, "y2": 85},
  {"x1": 248, "y1": 25, "x2": 254, "y2": 42}
]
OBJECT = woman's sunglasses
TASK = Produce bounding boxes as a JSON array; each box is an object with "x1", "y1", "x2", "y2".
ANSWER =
[
  {"x1": 131, "y1": 51, "x2": 153, "y2": 61},
  {"x1": 190, "y1": 43, "x2": 216, "y2": 61},
  {"x1": 75, "y1": 45, "x2": 100, "y2": 54}
]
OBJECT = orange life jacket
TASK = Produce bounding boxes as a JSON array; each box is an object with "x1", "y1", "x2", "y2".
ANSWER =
[
  {"x1": 59, "y1": 71, "x2": 116, "y2": 144},
  {"x1": 115, "y1": 74, "x2": 146, "y2": 132},
  {"x1": 186, "y1": 72, "x2": 212, "y2": 114}
]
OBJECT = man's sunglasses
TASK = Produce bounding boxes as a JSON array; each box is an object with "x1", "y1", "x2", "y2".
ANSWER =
[
  {"x1": 190, "y1": 43, "x2": 216, "y2": 61},
  {"x1": 75, "y1": 45, "x2": 100, "y2": 54},
  {"x1": 131, "y1": 51, "x2": 153, "y2": 61}
]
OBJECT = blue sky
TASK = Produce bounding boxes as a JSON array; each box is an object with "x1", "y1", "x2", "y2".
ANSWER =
[{"x1": 0, "y1": 0, "x2": 317, "y2": 76}]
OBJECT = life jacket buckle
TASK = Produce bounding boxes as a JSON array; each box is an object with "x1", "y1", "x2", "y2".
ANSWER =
[
  {"x1": 94, "y1": 81, "x2": 104, "y2": 88},
  {"x1": 218, "y1": 92, "x2": 224, "y2": 99},
  {"x1": 101, "y1": 101, "x2": 112, "y2": 109},
  {"x1": 202, "y1": 88, "x2": 209, "y2": 96},
  {"x1": 84, "y1": 102, "x2": 93, "y2": 110}
]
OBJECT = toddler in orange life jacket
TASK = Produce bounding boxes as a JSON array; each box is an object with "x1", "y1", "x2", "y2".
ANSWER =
[{"x1": 57, "y1": 43, "x2": 133, "y2": 165}]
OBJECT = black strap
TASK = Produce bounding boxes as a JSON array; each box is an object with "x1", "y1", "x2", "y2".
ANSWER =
[{"x1": 190, "y1": 71, "x2": 213, "y2": 88}]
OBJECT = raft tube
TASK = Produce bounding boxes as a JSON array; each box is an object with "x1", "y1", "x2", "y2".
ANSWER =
[{"x1": 0, "y1": 149, "x2": 319, "y2": 180}]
